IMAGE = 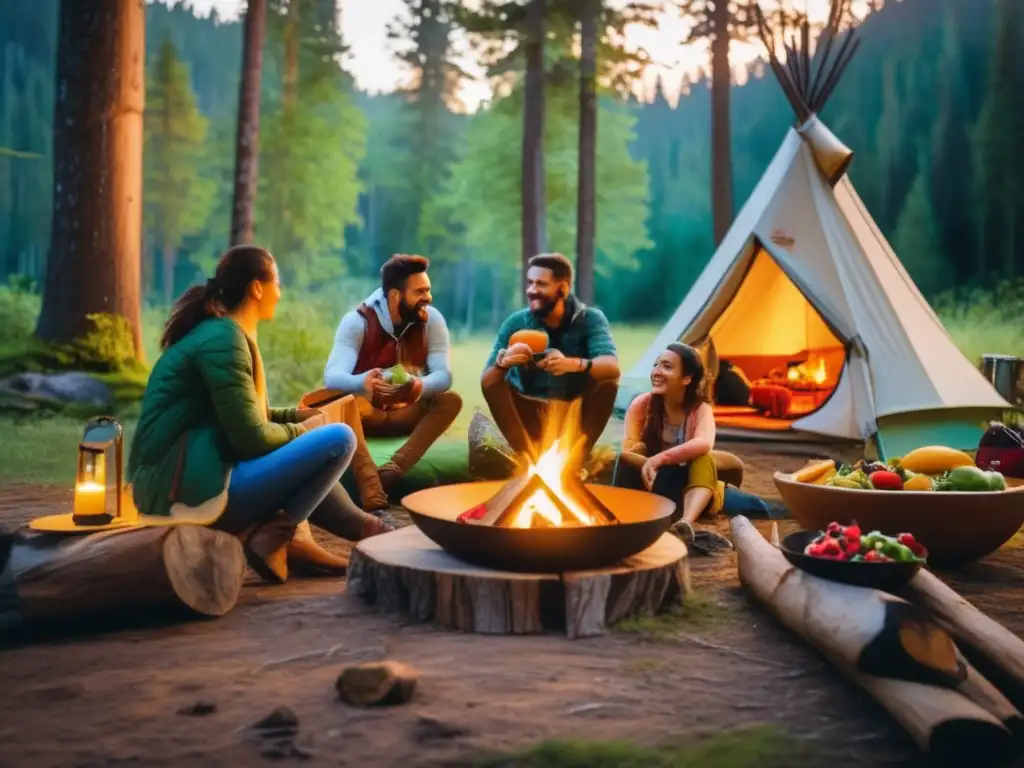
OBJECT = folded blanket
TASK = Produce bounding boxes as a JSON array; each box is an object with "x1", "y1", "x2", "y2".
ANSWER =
[{"x1": 750, "y1": 384, "x2": 792, "y2": 419}]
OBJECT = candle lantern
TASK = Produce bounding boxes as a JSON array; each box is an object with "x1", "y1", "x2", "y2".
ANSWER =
[{"x1": 72, "y1": 417, "x2": 124, "y2": 527}]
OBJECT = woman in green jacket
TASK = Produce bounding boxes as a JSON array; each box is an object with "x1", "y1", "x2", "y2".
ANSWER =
[{"x1": 128, "y1": 245, "x2": 391, "y2": 584}]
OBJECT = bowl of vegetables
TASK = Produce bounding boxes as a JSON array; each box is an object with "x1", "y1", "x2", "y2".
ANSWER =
[
  {"x1": 780, "y1": 522, "x2": 927, "y2": 591},
  {"x1": 774, "y1": 446, "x2": 1024, "y2": 567}
]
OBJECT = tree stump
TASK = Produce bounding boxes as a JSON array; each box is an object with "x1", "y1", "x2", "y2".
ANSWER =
[
  {"x1": 346, "y1": 525, "x2": 689, "y2": 638},
  {"x1": 0, "y1": 524, "x2": 246, "y2": 631},
  {"x1": 731, "y1": 516, "x2": 1020, "y2": 765}
]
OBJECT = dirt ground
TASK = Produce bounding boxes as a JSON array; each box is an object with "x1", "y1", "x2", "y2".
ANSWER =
[{"x1": 2, "y1": 440, "x2": 1024, "y2": 767}]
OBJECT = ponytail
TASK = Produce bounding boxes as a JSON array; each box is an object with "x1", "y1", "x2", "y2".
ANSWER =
[{"x1": 159, "y1": 245, "x2": 275, "y2": 350}]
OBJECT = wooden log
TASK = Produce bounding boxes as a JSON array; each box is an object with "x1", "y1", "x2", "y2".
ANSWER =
[
  {"x1": 730, "y1": 516, "x2": 1018, "y2": 764},
  {"x1": 0, "y1": 525, "x2": 246, "y2": 631},
  {"x1": 346, "y1": 526, "x2": 689, "y2": 638},
  {"x1": 335, "y1": 660, "x2": 418, "y2": 707},
  {"x1": 900, "y1": 568, "x2": 1024, "y2": 719}
]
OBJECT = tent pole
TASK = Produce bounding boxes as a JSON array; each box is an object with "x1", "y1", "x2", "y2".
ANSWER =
[{"x1": 873, "y1": 431, "x2": 887, "y2": 463}]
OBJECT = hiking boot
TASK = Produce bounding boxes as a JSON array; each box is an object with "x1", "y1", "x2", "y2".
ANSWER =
[
  {"x1": 378, "y1": 462, "x2": 403, "y2": 495},
  {"x1": 244, "y1": 512, "x2": 296, "y2": 583},
  {"x1": 351, "y1": 442, "x2": 390, "y2": 511},
  {"x1": 287, "y1": 520, "x2": 349, "y2": 576}
]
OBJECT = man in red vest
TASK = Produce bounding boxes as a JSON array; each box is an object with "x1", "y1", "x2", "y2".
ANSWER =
[{"x1": 323, "y1": 255, "x2": 462, "y2": 508}]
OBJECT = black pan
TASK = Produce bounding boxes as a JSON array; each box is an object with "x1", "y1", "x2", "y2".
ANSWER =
[
  {"x1": 780, "y1": 530, "x2": 925, "y2": 592},
  {"x1": 401, "y1": 481, "x2": 676, "y2": 573}
]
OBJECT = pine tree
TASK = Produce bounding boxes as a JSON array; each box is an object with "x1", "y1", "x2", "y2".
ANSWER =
[
  {"x1": 893, "y1": 162, "x2": 948, "y2": 297},
  {"x1": 144, "y1": 38, "x2": 216, "y2": 304},
  {"x1": 257, "y1": 0, "x2": 367, "y2": 287},
  {"x1": 929, "y1": 0, "x2": 974, "y2": 287},
  {"x1": 973, "y1": 0, "x2": 1024, "y2": 281},
  {"x1": 230, "y1": 0, "x2": 267, "y2": 246}
]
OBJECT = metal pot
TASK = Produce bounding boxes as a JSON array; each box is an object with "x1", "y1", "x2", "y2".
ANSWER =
[{"x1": 981, "y1": 354, "x2": 1023, "y2": 405}]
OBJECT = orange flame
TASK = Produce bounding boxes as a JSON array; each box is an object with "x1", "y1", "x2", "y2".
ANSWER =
[{"x1": 509, "y1": 399, "x2": 593, "y2": 529}]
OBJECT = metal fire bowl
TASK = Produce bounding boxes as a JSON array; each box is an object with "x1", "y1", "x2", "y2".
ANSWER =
[{"x1": 401, "y1": 481, "x2": 677, "y2": 573}]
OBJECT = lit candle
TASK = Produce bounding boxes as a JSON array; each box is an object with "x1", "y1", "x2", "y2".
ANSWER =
[{"x1": 74, "y1": 480, "x2": 107, "y2": 519}]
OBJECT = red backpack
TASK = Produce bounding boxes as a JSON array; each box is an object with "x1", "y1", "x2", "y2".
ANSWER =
[{"x1": 975, "y1": 423, "x2": 1024, "y2": 479}]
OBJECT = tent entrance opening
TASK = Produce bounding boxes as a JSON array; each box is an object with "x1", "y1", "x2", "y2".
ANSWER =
[{"x1": 708, "y1": 247, "x2": 846, "y2": 431}]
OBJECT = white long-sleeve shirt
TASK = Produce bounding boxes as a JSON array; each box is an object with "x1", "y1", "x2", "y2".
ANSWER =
[{"x1": 323, "y1": 288, "x2": 453, "y2": 397}]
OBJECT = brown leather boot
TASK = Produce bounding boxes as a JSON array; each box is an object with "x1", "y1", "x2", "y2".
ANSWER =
[
  {"x1": 243, "y1": 512, "x2": 296, "y2": 584},
  {"x1": 287, "y1": 521, "x2": 349, "y2": 576},
  {"x1": 350, "y1": 441, "x2": 390, "y2": 511}
]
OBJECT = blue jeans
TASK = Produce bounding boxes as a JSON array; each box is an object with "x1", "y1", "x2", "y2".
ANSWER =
[{"x1": 215, "y1": 424, "x2": 374, "y2": 540}]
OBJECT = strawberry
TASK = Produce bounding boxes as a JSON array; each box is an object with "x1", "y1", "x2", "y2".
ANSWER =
[
  {"x1": 864, "y1": 550, "x2": 892, "y2": 563},
  {"x1": 844, "y1": 522, "x2": 862, "y2": 541},
  {"x1": 897, "y1": 533, "x2": 927, "y2": 558}
]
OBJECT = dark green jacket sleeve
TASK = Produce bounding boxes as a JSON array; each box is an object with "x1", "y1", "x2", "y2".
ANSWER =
[
  {"x1": 269, "y1": 407, "x2": 300, "y2": 424},
  {"x1": 484, "y1": 314, "x2": 521, "y2": 370},
  {"x1": 195, "y1": 329, "x2": 305, "y2": 459},
  {"x1": 584, "y1": 308, "x2": 617, "y2": 358}
]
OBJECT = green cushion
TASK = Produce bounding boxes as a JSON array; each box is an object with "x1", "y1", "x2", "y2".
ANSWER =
[{"x1": 341, "y1": 434, "x2": 473, "y2": 500}]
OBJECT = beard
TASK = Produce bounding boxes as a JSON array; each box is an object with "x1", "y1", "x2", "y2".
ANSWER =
[
  {"x1": 398, "y1": 300, "x2": 428, "y2": 326},
  {"x1": 527, "y1": 294, "x2": 559, "y2": 319}
]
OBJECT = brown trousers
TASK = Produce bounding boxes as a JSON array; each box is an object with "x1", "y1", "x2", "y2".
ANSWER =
[
  {"x1": 354, "y1": 390, "x2": 463, "y2": 473},
  {"x1": 481, "y1": 376, "x2": 618, "y2": 461}
]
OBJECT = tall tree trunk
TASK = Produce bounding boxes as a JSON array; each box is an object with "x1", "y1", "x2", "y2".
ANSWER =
[
  {"x1": 465, "y1": 259, "x2": 476, "y2": 335},
  {"x1": 36, "y1": 0, "x2": 145, "y2": 360},
  {"x1": 491, "y1": 265, "x2": 503, "y2": 328},
  {"x1": 709, "y1": 0, "x2": 733, "y2": 247},
  {"x1": 575, "y1": 0, "x2": 598, "y2": 304},
  {"x1": 230, "y1": 0, "x2": 266, "y2": 246},
  {"x1": 161, "y1": 242, "x2": 176, "y2": 306},
  {"x1": 521, "y1": 0, "x2": 547, "y2": 286}
]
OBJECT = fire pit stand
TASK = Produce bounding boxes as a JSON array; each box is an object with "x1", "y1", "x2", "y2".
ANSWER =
[{"x1": 346, "y1": 526, "x2": 690, "y2": 639}]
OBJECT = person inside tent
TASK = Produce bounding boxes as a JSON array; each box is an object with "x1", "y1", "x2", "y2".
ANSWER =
[
  {"x1": 129, "y1": 245, "x2": 392, "y2": 585},
  {"x1": 618, "y1": 343, "x2": 733, "y2": 553},
  {"x1": 481, "y1": 253, "x2": 620, "y2": 461},
  {"x1": 714, "y1": 359, "x2": 753, "y2": 406}
]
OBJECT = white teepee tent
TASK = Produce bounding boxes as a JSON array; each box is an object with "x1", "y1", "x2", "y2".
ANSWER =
[{"x1": 619, "y1": 2, "x2": 1008, "y2": 452}]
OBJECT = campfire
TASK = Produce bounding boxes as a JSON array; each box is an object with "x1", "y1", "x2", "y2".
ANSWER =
[
  {"x1": 787, "y1": 356, "x2": 828, "y2": 386},
  {"x1": 457, "y1": 400, "x2": 619, "y2": 529}
]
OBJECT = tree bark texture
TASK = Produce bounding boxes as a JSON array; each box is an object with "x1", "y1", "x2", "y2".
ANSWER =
[
  {"x1": 521, "y1": 0, "x2": 547, "y2": 286},
  {"x1": 575, "y1": 0, "x2": 599, "y2": 304},
  {"x1": 36, "y1": 0, "x2": 145, "y2": 359},
  {"x1": 230, "y1": 0, "x2": 267, "y2": 246},
  {"x1": 710, "y1": 0, "x2": 733, "y2": 247}
]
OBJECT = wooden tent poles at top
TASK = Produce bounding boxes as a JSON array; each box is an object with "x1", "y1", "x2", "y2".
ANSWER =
[{"x1": 754, "y1": 0, "x2": 862, "y2": 120}]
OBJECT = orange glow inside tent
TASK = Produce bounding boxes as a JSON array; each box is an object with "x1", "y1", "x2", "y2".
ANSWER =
[{"x1": 709, "y1": 248, "x2": 845, "y2": 430}]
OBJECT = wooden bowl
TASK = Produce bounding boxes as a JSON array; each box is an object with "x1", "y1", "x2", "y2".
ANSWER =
[
  {"x1": 774, "y1": 472, "x2": 1024, "y2": 567},
  {"x1": 780, "y1": 530, "x2": 924, "y2": 592}
]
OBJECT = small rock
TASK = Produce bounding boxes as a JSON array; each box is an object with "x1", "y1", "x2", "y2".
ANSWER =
[
  {"x1": 177, "y1": 700, "x2": 217, "y2": 717},
  {"x1": 247, "y1": 706, "x2": 300, "y2": 740},
  {"x1": 2, "y1": 372, "x2": 113, "y2": 407},
  {"x1": 336, "y1": 660, "x2": 418, "y2": 707},
  {"x1": 413, "y1": 713, "x2": 469, "y2": 743}
]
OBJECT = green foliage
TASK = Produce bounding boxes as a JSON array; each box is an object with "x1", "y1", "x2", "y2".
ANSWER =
[
  {"x1": 892, "y1": 163, "x2": 949, "y2": 296},
  {"x1": 433, "y1": 85, "x2": 650, "y2": 294},
  {"x1": 473, "y1": 725, "x2": 801, "y2": 768},
  {"x1": 143, "y1": 37, "x2": 216, "y2": 301},
  {"x1": 0, "y1": 312, "x2": 144, "y2": 378},
  {"x1": 0, "y1": 281, "x2": 41, "y2": 340},
  {"x1": 932, "y1": 280, "x2": 1024, "y2": 365}
]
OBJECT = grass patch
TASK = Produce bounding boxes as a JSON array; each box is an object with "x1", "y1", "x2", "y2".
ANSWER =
[
  {"x1": 615, "y1": 592, "x2": 738, "y2": 637},
  {"x1": 473, "y1": 724, "x2": 802, "y2": 768}
]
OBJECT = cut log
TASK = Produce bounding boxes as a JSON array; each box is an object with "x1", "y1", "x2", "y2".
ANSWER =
[
  {"x1": 0, "y1": 525, "x2": 245, "y2": 631},
  {"x1": 335, "y1": 660, "x2": 418, "y2": 707},
  {"x1": 730, "y1": 516, "x2": 1018, "y2": 764},
  {"x1": 346, "y1": 526, "x2": 689, "y2": 638},
  {"x1": 900, "y1": 568, "x2": 1024, "y2": 718}
]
